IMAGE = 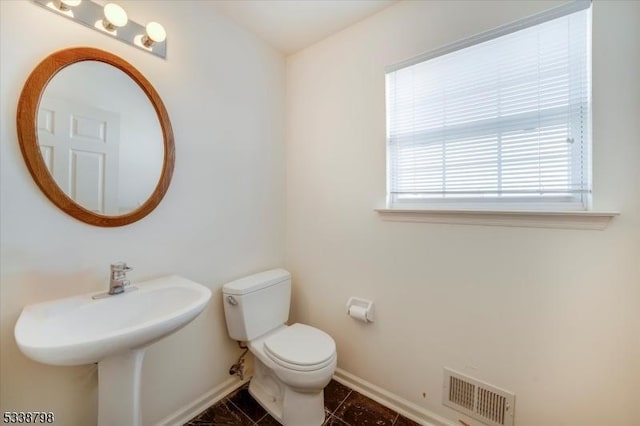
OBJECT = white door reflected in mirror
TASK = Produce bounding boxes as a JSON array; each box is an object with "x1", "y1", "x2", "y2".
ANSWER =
[{"x1": 38, "y1": 61, "x2": 164, "y2": 216}]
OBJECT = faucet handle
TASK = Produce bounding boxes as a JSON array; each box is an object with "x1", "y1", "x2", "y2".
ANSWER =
[{"x1": 111, "y1": 261, "x2": 133, "y2": 272}]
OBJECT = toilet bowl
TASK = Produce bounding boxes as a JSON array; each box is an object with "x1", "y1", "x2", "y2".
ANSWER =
[{"x1": 222, "y1": 269, "x2": 337, "y2": 426}]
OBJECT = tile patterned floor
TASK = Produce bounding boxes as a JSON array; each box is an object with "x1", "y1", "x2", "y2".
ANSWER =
[{"x1": 185, "y1": 379, "x2": 421, "y2": 426}]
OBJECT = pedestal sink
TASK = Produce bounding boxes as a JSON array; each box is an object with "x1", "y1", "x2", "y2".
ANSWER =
[{"x1": 14, "y1": 275, "x2": 211, "y2": 426}]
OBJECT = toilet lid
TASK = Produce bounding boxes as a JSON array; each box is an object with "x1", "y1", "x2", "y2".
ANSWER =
[{"x1": 264, "y1": 324, "x2": 335, "y2": 367}]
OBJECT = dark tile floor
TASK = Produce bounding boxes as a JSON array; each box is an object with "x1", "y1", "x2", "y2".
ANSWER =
[{"x1": 185, "y1": 379, "x2": 421, "y2": 426}]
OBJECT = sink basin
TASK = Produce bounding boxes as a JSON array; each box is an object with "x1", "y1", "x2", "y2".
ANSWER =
[
  {"x1": 14, "y1": 274, "x2": 211, "y2": 426},
  {"x1": 15, "y1": 275, "x2": 211, "y2": 366}
]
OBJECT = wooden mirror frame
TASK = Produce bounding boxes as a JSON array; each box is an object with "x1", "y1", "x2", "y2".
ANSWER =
[{"x1": 16, "y1": 47, "x2": 175, "y2": 227}]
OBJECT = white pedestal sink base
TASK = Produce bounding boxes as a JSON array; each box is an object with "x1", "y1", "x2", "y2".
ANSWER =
[{"x1": 98, "y1": 349, "x2": 146, "y2": 426}]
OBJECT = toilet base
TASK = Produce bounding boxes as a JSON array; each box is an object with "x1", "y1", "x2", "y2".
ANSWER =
[{"x1": 249, "y1": 357, "x2": 326, "y2": 426}]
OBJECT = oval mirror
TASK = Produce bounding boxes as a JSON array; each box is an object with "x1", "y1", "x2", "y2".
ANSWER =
[{"x1": 17, "y1": 47, "x2": 174, "y2": 227}]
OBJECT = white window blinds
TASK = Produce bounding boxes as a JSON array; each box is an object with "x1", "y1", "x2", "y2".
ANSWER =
[{"x1": 386, "y1": 2, "x2": 591, "y2": 210}]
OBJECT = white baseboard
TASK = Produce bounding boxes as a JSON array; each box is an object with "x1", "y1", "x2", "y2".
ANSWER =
[
  {"x1": 154, "y1": 368, "x2": 456, "y2": 426},
  {"x1": 333, "y1": 368, "x2": 456, "y2": 426},
  {"x1": 154, "y1": 377, "x2": 249, "y2": 426}
]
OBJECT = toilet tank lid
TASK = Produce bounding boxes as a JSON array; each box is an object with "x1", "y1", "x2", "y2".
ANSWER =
[{"x1": 222, "y1": 268, "x2": 290, "y2": 295}]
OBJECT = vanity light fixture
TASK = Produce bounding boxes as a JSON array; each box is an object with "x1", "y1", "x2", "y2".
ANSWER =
[
  {"x1": 32, "y1": 0, "x2": 167, "y2": 59},
  {"x1": 102, "y1": 3, "x2": 128, "y2": 31}
]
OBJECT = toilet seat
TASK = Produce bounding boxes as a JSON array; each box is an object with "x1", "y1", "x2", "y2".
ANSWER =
[{"x1": 264, "y1": 324, "x2": 336, "y2": 372}]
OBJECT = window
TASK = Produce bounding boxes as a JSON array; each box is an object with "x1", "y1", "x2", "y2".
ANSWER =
[{"x1": 386, "y1": 1, "x2": 591, "y2": 211}]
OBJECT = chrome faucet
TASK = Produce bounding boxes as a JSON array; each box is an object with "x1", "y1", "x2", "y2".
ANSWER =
[
  {"x1": 92, "y1": 262, "x2": 136, "y2": 299},
  {"x1": 108, "y1": 261, "x2": 133, "y2": 295}
]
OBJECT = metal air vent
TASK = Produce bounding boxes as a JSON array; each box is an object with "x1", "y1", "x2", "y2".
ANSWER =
[{"x1": 443, "y1": 368, "x2": 515, "y2": 426}]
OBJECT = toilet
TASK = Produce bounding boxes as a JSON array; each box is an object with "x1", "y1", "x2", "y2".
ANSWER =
[{"x1": 222, "y1": 269, "x2": 337, "y2": 426}]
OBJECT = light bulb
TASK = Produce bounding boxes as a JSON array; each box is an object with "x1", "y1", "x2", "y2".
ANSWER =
[
  {"x1": 142, "y1": 22, "x2": 166, "y2": 47},
  {"x1": 103, "y1": 3, "x2": 128, "y2": 31},
  {"x1": 54, "y1": 0, "x2": 81, "y2": 10}
]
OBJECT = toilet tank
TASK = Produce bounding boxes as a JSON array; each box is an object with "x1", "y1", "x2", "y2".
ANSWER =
[{"x1": 222, "y1": 269, "x2": 291, "y2": 341}]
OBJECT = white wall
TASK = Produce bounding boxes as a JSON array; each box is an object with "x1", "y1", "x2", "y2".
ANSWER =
[
  {"x1": 0, "y1": 1, "x2": 285, "y2": 425},
  {"x1": 285, "y1": 1, "x2": 640, "y2": 425}
]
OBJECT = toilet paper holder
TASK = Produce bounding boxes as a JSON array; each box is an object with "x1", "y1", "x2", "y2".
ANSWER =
[{"x1": 346, "y1": 297, "x2": 374, "y2": 323}]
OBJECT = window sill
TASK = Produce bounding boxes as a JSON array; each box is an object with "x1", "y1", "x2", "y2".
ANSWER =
[{"x1": 375, "y1": 208, "x2": 619, "y2": 230}]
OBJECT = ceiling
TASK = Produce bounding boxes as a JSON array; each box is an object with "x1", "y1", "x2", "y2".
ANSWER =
[{"x1": 210, "y1": 0, "x2": 398, "y2": 55}]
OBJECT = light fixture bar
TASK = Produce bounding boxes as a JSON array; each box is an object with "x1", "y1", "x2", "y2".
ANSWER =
[{"x1": 32, "y1": 0, "x2": 167, "y2": 59}]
